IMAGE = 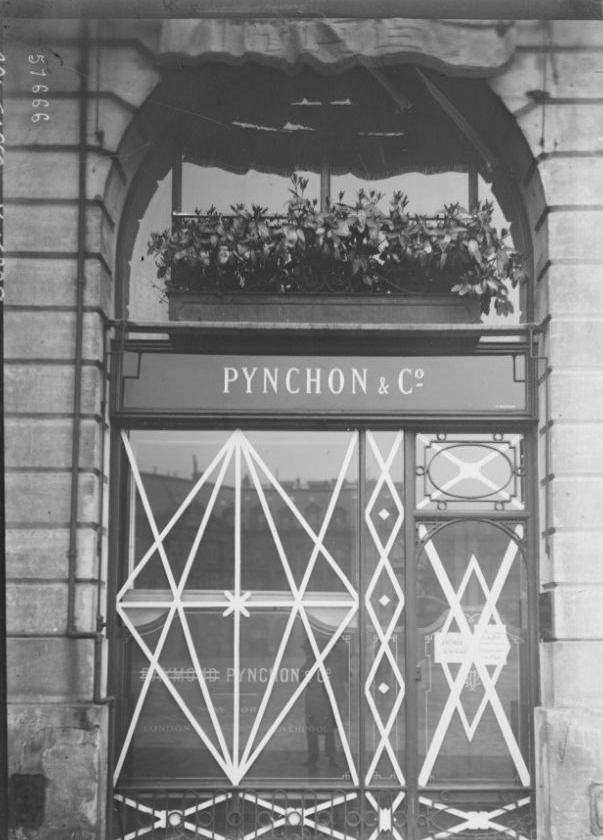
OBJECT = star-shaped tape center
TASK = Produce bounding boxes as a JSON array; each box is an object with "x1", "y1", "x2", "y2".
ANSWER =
[{"x1": 222, "y1": 590, "x2": 251, "y2": 618}]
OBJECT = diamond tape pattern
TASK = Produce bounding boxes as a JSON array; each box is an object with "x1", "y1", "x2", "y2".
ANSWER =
[
  {"x1": 115, "y1": 430, "x2": 360, "y2": 788},
  {"x1": 364, "y1": 431, "x2": 405, "y2": 786}
]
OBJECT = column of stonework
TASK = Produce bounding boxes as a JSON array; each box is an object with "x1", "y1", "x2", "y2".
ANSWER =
[
  {"x1": 4, "y1": 18, "x2": 158, "y2": 839},
  {"x1": 491, "y1": 20, "x2": 603, "y2": 840}
]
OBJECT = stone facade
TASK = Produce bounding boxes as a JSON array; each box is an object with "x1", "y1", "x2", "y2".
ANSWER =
[
  {"x1": 4, "y1": 12, "x2": 603, "y2": 840},
  {"x1": 489, "y1": 21, "x2": 603, "y2": 840}
]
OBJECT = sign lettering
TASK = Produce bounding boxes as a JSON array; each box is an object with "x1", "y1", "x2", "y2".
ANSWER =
[{"x1": 121, "y1": 353, "x2": 527, "y2": 414}]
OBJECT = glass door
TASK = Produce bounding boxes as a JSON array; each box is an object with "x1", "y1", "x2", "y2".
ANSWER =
[{"x1": 413, "y1": 433, "x2": 533, "y2": 839}]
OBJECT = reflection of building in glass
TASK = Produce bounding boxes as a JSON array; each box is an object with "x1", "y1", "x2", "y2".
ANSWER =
[{"x1": 135, "y1": 470, "x2": 358, "y2": 590}]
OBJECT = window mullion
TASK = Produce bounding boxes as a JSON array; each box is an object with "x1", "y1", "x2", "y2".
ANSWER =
[
  {"x1": 320, "y1": 152, "x2": 331, "y2": 212},
  {"x1": 404, "y1": 430, "x2": 418, "y2": 839},
  {"x1": 468, "y1": 164, "x2": 478, "y2": 212},
  {"x1": 172, "y1": 152, "x2": 183, "y2": 214},
  {"x1": 358, "y1": 429, "x2": 366, "y2": 800}
]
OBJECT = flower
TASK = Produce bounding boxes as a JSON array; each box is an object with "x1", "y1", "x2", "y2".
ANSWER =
[{"x1": 147, "y1": 175, "x2": 524, "y2": 315}]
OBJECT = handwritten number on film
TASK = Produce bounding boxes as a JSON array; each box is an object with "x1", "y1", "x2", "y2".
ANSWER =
[{"x1": 29, "y1": 53, "x2": 50, "y2": 122}]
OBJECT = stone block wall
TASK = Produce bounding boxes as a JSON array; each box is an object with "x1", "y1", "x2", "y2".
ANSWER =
[
  {"x1": 490, "y1": 19, "x2": 603, "y2": 840},
  {"x1": 3, "y1": 19, "x2": 158, "y2": 840}
]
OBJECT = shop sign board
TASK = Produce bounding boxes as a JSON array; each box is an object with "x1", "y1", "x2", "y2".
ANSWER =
[{"x1": 120, "y1": 352, "x2": 527, "y2": 414}]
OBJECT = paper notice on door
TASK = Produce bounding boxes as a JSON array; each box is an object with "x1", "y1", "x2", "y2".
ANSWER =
[{"x1": 434, "y1": 625, "x2": 510, "y2": 666}]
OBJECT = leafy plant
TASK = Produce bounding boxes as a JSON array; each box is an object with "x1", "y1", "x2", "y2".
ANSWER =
[{"x1": 147, "y1": 174, "x2": 526, "y2": 315}]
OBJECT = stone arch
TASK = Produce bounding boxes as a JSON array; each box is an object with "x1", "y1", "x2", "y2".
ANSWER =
[{"x1": 106, "y1": 62, "x2": 547, "y2": 321}]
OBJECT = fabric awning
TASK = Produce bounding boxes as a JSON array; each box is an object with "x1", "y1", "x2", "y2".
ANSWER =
[
  {"x1": 159, "y1": 18, "x2": 516, "y2": 75},
  {"x1": 167, "y1": 62, "x2": 481, "y2": 179}
]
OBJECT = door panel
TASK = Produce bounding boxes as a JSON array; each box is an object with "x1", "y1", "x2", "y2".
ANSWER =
[{"x1": 415, "y1": 520, "x2": 529, "y2": 787}]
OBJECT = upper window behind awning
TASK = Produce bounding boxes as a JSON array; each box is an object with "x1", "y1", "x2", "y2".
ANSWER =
[{"x1": 158, "y1": 18, "x2": 516, "y2": 75}]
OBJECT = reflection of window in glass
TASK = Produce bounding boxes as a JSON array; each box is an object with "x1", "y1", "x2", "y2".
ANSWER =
[
  {"x1": 331, "y1": 506, "x2": 348, "y2": 531},
  {"x1": 204, "y1": 570, "x2": 219, "y2": 589},
  {"x1": 205, "y1": 542, "x2": 220, "y2": 565},
  {"x1": 125, "y1": 429, "x2": 359, "y2": 595},
  {"x1": 305, "y1": 503, "x2": 322, "y2": 531},
  {"x1": 249, "y1": 505, "x2": 264, "y2": 530},
  {"x1": 278, "y1": 507, "x2": 296, "y2": 531}
]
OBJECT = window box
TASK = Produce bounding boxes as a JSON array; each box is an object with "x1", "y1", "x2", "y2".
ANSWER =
[
  {"x1": 149, "y1": 178, "x2": 524, "y2": 325},
  {"x1": 167, "y1": 289, "x2": 482, "y2": 325}
]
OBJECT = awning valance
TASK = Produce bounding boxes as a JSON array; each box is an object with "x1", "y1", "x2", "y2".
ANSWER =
[
  {"x1": 168, "y1": 63, "x2": 482, "y2": 179},
  {"x1": 159, "y1": 18, "x2": 516, "y2": 76}
]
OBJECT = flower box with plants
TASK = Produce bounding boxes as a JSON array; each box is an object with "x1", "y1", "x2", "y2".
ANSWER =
[{"x1": 147, "y1": 174, "x2": 526, "y2": 324}]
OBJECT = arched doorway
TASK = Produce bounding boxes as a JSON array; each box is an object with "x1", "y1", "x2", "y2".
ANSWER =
[{"x1": 109, "y1": 42, "x2": 542, "y2": 840}]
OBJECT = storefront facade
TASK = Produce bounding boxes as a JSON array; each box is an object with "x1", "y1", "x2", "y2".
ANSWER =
[
  {"x1": 5, "y1": 6, "x2": 603, "y2": 840},
  {"x1": 110, "y1": 341, "x2": 537, "y2": 839}
]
